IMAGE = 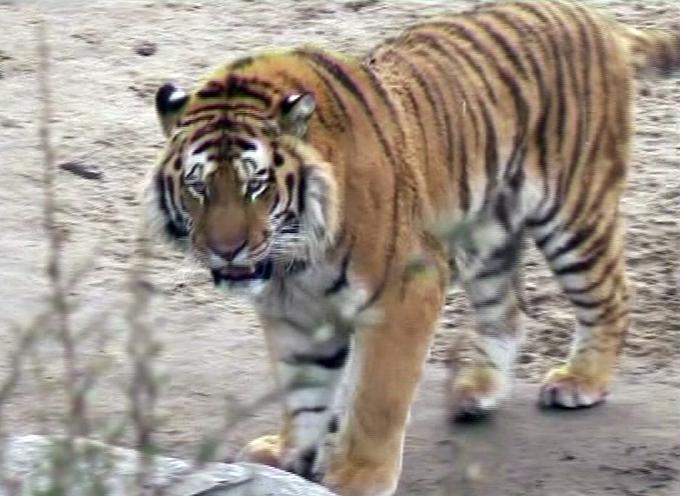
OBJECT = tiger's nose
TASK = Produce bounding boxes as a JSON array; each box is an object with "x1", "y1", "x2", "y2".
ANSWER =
[{"x1": 208, "y1": 238, "x2": 248, "y2": 262}]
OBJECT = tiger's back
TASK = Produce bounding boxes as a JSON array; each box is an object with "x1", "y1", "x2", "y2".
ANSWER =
[{"x1": 367, "y1": 1, "x2": 638, "y2": 225}]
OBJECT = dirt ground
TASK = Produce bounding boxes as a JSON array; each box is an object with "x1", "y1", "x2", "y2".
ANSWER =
[{"x1": 0, "y1": 1, "x2": 679, "y2": 495}]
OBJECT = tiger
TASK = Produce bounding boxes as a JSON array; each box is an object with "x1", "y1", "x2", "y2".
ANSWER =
[{"x1": 143, "y1": 1, "x2": 680, "y2": 494}]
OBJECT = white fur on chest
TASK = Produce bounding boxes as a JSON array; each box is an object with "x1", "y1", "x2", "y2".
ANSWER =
[{"x1": 254, "y1": 262, "x2": 371, "y2": 333}]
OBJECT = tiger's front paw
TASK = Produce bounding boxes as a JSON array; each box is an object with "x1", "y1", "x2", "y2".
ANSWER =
[
  {"x1": 539, "y1": 365, "x2": 610, "y2": 408},
  {"x1": 237, "y1": 434, "x2": 283, "y2": 468},
  {"x1": 237, "y1": 434, "x2": 322, "y2": 480},
  {"x1": 449, "y1": 364, "x2": 508, "y2": 420},
  {"x1": 323, "y1": 459, "x2": 399, "y2": 496}
]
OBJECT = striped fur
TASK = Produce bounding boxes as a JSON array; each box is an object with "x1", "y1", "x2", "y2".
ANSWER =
[{"x1": 144, "y1": 2, "x2": 680, "y2": 494}]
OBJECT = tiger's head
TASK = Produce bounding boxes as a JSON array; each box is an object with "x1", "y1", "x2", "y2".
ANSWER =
[{"x1": 143, "y1": 62, "x2": 339, "y2": 293}]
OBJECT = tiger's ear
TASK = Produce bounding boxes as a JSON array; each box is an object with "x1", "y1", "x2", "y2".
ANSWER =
[
  {"x1": 279, "y1": 92, "x2": 316, "y2": 137},
  {"x1": 155, "y1": 82, "x2": 189, "y2": 137}
]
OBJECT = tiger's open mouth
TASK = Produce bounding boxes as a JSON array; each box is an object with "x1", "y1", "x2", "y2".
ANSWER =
[{"x1": 211, "y1": 260, "x2": 273, "y2": 284}]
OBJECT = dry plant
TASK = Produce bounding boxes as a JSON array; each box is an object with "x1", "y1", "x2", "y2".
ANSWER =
[
  {"x1": 125, "y1": 224, "x2": 164, "y2": 495},
  {"x1": 0, "y1": 18, "x2": 121, "y2": 496},
  {"x1": 0, "y1": 16, "x2": 283, "y2": 496}
]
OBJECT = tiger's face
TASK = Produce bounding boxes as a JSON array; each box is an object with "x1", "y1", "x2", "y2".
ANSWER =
[{"x1": 144, "y1": 77, "x2": 339, "y2": 293}]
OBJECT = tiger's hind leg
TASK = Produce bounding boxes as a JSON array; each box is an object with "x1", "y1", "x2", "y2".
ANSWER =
[
  {"x1": 529, "y1": 168, "x2": 630, "y2": 408},
  {"x1": 449, "y1": 219, "x2": 526, "y2": 419}
]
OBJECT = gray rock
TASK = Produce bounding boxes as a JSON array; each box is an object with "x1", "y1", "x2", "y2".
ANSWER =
[{"x1": 1, "y1": 435, "x2": 336, "y2": 496}]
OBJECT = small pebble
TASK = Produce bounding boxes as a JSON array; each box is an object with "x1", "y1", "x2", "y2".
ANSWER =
[
  {"x1": 134, "y1": 41, "x2": 157, "y2": 57},
  {"x1": 59, "y1": 160, "x2": 102, "y2": 180}
]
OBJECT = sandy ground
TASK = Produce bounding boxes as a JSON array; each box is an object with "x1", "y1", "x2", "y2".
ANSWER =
[{"x1": 0, "y1": 1, "x2": 679, "y2": 495}]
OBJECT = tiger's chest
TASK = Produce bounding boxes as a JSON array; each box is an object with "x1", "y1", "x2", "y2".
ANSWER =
[{"x1": 253, "y1": 260, "x2": 371, "y2": 333}]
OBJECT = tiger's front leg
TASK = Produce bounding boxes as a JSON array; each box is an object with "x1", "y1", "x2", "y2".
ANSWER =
[
  {"x1": 323, "y1": 270, "x2": 445, "y2": 496},
  {"x1": 238, "y1": 317, "x2": 350, "y2": 480}
]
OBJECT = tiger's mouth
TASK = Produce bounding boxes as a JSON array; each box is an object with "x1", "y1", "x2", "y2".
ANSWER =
[{"x1": 211, "y1": 260, "x2": 273, "y2": 284}]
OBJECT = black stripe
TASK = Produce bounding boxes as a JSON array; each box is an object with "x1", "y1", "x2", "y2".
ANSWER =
[
  {"x1": 577, "y1": 308, "x2": 628, "y2": 328},
  {"x1": 226, "y1": 76, "x2": 272, "y2": 106},
  {"x1": 402, "y1": 34, "x2": 454, "y2": 173},
  {"x1": 299, "y1": 50, "x2": 374, "y2": 114},
  {"x1": 415, "y1": 27, "x2": 516, "y2": 204},
  {"x1": 515, "y1": 3, "x2": 567, "y2": 144},
  {"x1": 234, "y1": 137, "x2": 257, "y2": 151},
  {"x1": 475, "y1": 242, "x2": 519, "y2": 280},
  {"x1": 297, "y1": 448, "x2": 318, "y2": 480},
  {"x1": 549, "y1": 215, "x2": 617, "y2": 265},
  {"x1": 192, "y1": 138, "x2": 217, "y2": 156},
  {"x1": 480, "y1": 103, "x2": 499, "y2": 205},
  {"x1": 292, "y1": 406, "x2": 328, "y2": 416},
  {"x1": 495, "y1": 193, "x2": 513, "y2": 234},
  {"x1": 548, "y1": 4, "x2": 578, "y2": 151},
  {"x1": 534, "y1": 228, "x2": 555, "y2": 249},
  {"x1": 552, "y1": 245, "x2": 607, "y2": 276},
  {"x1": 295, "y1": 61, "x2": 354, "y2": 132},
  {"x1": 361, "y1": 65, "x2": 403, "y2": 141},
  {"x1": 553, "y1": 9, "x2": 587, "y2": 198},
  {"x1": 382, "y1": 46, "x2": 447, "y2": 165},
  {"x1": 570, "y1": 290, "x2": 618, "y2": 310},
  {"x1": 382, "y1": 55, "x2": 431, "y2": 177},
  {"x1": 562, "y1": 255, "x2": 621, "y2": 296},
  {"x1": 155, "y1": 172, "x2": 170, "y2": 221},
  {"x1": 488, "y1": 9, "x2": 550, "y2": 137},
  {"x1": 418, "y1": 24, "x2": 499, "y2": 105},
  {"x1": 473, "y1": 294, "x2": 505, "y2": 309},
  {"x1": 488, "y1": 9, "x2": 549, "y2": 80},
  {"x1": 527, "y1": 193, "x2": 561, "y2": 229},
  {"x1": 431, "y1": 19, "x2": 529, "y2": 134},
  {"x1": 431, "y1": 42, "x2": 483, "y2": 213},
  {"x1": 404, "y1": 33, "x2": 475, "y2": 211},
  {"x1": 328, "y1": 415, "x2": 339, "y2": 433},
  {"x1": 534, "y1": 98, "x2": 552, "y2": 203},
  {"x1": 273, "y1": 70, "x2": 334, "y2": 128},
  {"x1": 545, "y1": 224, "x2": 596, "y2": 262},
  {"x1": 558, "y1": 119, "x2": 607, "y2": 230},
  {"x1": 359, "y1": 279, "x2": 387, "y2": 312},
  {"x1": 580, "y1": 219, "x2": 618, "y2": 260},
  {"x1": 467, "y1": 16, "x2": 528, "y2": 78},
  {"x1": 269, "y1": 190, "x2": 280, "y2": 214},
  {"x1": 572, "y1": 5, "x2": 594, "y2": 142},
  {"x1": 297, "y1": 167, "x2": 307, "y2": 214},
  {"x1": 197, "y1": 81, "x2": 226, "y2": 99},
  {"x1": 298, "y1": 49, "x2": 400, "y2": 168},
  {"x1": 287, "y1": 346, "x2": 349, "y2": 369},
  {"x1": 325, "y1": 248, "x2": 352, "y2": 295},
  {"x1": 183, "y1": 102, "x2": 265, "y2": 117},
  {"x1": 284, "y1": 173, "x2": 296, "y2": 212},
  {"x1": 158, "y1": 174, "x2": 188, "y2": 239},
  {"x1": 508, "y1": 8, "x2": 564, "y2": 218}
]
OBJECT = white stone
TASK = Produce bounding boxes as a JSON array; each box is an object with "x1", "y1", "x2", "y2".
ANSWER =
[{"x1": 1, "y1": 435, "x2": 336, "y2": 496}]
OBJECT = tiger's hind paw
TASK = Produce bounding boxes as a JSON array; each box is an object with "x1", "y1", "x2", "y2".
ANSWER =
[
  {"x1": 449, "y1": 364, "x2": 508, "y2": 421},
  {"x1": 539, "y1": 365, "x2": 610, "y2": 409}
]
